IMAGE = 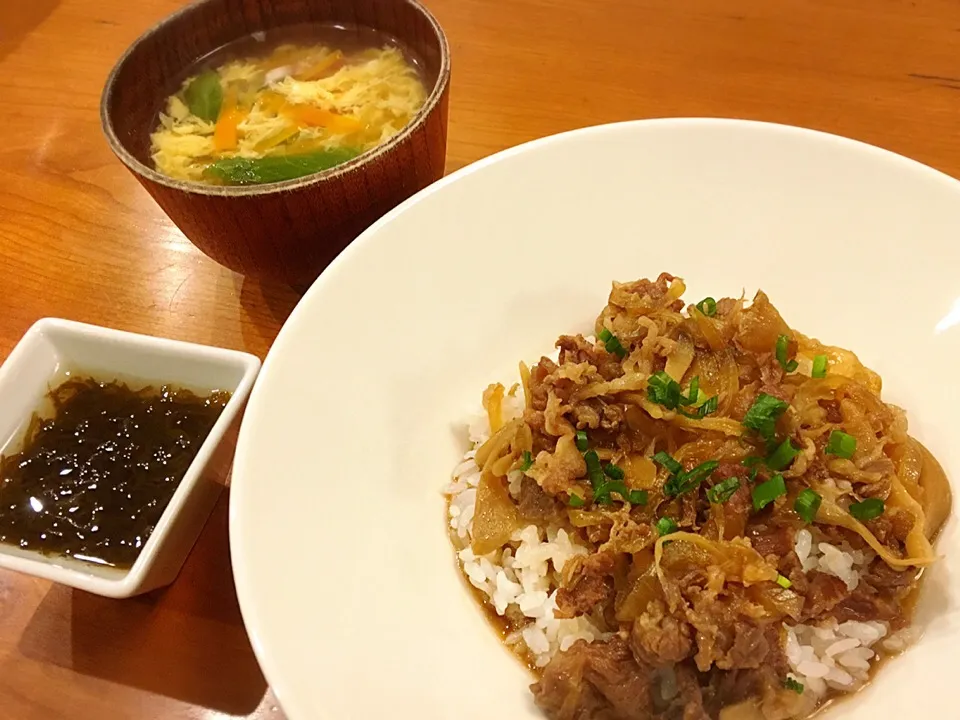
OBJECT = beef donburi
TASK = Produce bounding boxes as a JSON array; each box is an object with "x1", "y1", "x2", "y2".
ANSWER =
[{"x1": 444, "y1": 273, "x2": 950, "y2": 720}]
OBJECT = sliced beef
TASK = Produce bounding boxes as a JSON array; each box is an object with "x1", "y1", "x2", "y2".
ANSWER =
[
  {"x1": 570, "y1": 398, "x2": 626, "y2": 433},
  {"x1": 545, "y1": 391, "x2": 576, "y2": 436},
  {"x1": 776, "y1": 551, "x2": 806, "y2": 593},
  {"x1": 532, "y1": 637, "x2": 653, "y2": 720},
  {"x1": 558, "y1": 335, "x2": 624, "y2": 382},
  {"x1": 699, "y1": 463, "x2": 752, "y2": 541},
  {"x1": 831, "y1": 559, "x2": 914, "y2": 625},
  {"x1": 757, "y1": 356, "x2": 785, "y2": 395},
  {"x1": 630, "y1": 600, "x2": 694, "y2": 666},
  {"x1": 704, "y1": 666, "x2": 793, "y2": 719},
  {"x1": 709, "y1": 462, "x2": 745, "y2": 484},
  {"x1": 685, "y1": 588, "x2": 785, "y2": 673},
  {"x1": 585, "y1": 523, "x2": 612, "y2": 546},
  {"x1": 529, "y1": 357, "x2": 559, "y2": 411},
  {"x1": 518, "y1": 477, "x2": 564, "y2": 524},
  {"x1": 864, "y1": 514, "x2": 894, "y2": 545},
  {"x1": 572, "y1": 401, "x2": 602, "y2": 430},
  {"x1": 605, "y1": 515, "x2": 657, "y2": 555},
  {"x1": 832, "y1": 586, "x2": 901, "y2": 624},
  {"x1": 822, "y1": 400, "x2": 843, "y2": 424},
  {"x1": 729, "y1": 381, "x2": 760, "y2": 422},
  {"x1": 674, "y1": 665, "x2": 710, "y2": 720},
  {"x1": 801, "y1": 572, "x2": 849, "y2": 620},
  {"x1": 748, "y1": 523, "x2": 795, "y2": 561},
  {"x1": 720, "y1": 482, "x2": 753, "y2": 541},
  {"x1": 528, "y1": 433, "x2": 587, "y2": 496},
  {"x1": 679, "y1": 492, "x2": 699, "y2": 531},
  {"x1": 722, "y1": 622, "x2": 781, "y2": 671},
  {"x1": 556, "y1": 552, "x2": 617, "y2": 619},
  {"x1": 862, "y1": 559, "x2": 918, "y2": 592},
  {"x1": 524, "y1": 408, "x2": 558, "y2": 455},
  {"x1": 611, "y1": 272, "x2": 684, "y2": 313},
  {"x1": 600, "y1": 403, "x2": 625, "y2": 431}
]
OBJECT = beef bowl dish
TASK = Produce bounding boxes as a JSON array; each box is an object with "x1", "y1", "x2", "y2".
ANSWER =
[{"x1": 444, "y1": 273, "x2": 950, "y2": 720}]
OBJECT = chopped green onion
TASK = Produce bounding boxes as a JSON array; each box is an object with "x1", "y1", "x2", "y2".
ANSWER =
[
  {"x1": 826, "y1": 430, "x2": 857, "y2": 459},
  {"x1": 584, "y1": 450, "x2": 604, "y2": 489},
  {"x1": 656, "y1": 452, "x2": 720, "y2": 497},
  {"x1": 766, "y1": 439, "x2": 800, "y2": 471},
  {"x1": 647, "y1": 371, "x2": 683, "y2": 409},
  {"x1": 656, "y1": 517, "x2": 678, "y2": 536},
  {"x1": 752, "y1": 474, "x2": 787, "y2": 511},
  {"x1": 680, "y1": 376, "x2": 715, "y2": 412},
  {"x1": 775, "y1": 574, "x2": 793, "y2": 589},
  {"x1": 607, "y1": 337, "x2": 627, "y2": 358},
  {"x1": 742, "y1": 393, "x2": 790, "y2": 442},
  {"x1": 776, "y1": 334, "x2": 799, "y2": 373},
  {"x1": 648, "y1": 372, "x2": 714, "y2": 414},
  {"x1": 849, "y1": 497, "x2": 885, "y2": 521},
  {"x1": 794, "y1": 488, "x2": 822, "y2": 524},
  {"x1": 603, "y1": 463, "x2": 625, "y2": 480},
  {"x1": 784, "y1": 677, "x2": 804, "y2": 694},
  {"x1": 665, "y1": 460, "x2": 719, "y2": 497},
  {"x1": 584, "y1": 450, "x2": 601, "y2": 472},
  {"x1": 598, "y1": 329, "x2": 628, "y2": 358},
  {"x1": 568, "y1": 493, "x2": 585, "y2": 508},
  {"x1": 575, "y1": 430, "x2": 589, "y2": 452},
  {"x1": 811, "y1": 354, "x2": 828, "y2": 379},
  {"x1": 696, "y1": 297, "x2": 717, "y2": 317},
  {"x1": 519, "y1": 450, "x2": 534, "y2": 472},
  {"x1": 678, "y1": 394, "x2": 719, "y2": 420},
  {"x1": 743, "y1": 456, "x2": 762, "y2": 483},
  {"x1": 593, "y1": 479, "x2": 645, "y2": 506},
  {"x1": 706, "y1": 477, "x2": 741, "y2": 504},
  {"x1": 653, "y1": 451, "x2": 683, "y2": 475}
]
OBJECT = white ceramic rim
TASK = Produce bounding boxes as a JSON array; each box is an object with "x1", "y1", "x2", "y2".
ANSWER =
[{"x1": 229, "y1": 117, "x2": 960, "y2": 719}]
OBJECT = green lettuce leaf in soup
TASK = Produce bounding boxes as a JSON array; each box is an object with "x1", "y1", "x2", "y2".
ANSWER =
[
  {"x1": 183, "y1": 70, "x2": 223, "y2": 122},
  {"x1": 203, "y1": 148, "x2": 362, "y2": 185}
]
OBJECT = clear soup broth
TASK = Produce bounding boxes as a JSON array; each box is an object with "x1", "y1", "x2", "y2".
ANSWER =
[{"x1": 150, "y1": 23, "x2": 428, "y2": 186}]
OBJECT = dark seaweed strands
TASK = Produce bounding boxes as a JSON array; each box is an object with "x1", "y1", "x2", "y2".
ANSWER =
[{"x1": 0, "y1": 378, "x2": 230, "y2": 568}]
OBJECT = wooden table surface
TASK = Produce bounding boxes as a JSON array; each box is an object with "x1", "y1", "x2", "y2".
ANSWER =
[{"x1": 1, "y1": 0, "x2": 959, "y2": 717}]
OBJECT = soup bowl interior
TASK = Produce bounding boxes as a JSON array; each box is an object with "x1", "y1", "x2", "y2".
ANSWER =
[
  {"x1": 104, "y1": 0, "x2": 445, "y2": 182},
  {"x1": 229, "y1": 119, "x2": 960, "y2": 719},
  {"x1": 101, "y1": 0, "x2": 450, "y2": 285}
]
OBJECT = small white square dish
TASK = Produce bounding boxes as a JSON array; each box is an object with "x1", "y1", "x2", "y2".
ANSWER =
[{"x1": 0, "y1": 318, "x2": 260, "y2": 598}]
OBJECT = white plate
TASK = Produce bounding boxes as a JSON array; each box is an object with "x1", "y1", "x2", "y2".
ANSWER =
[{"x1": 230, "y1": 119, "x2": 960, "y2": 720}]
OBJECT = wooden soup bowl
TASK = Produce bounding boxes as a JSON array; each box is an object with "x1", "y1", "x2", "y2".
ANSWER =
[{"x1": 101, "y1": 0, "x2": 450, "y2": 286}]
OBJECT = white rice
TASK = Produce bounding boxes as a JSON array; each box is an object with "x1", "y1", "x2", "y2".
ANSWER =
[
  {"x1": 445, "y1": 380, "x2": 915, "y2": 687},
  {"x1": 446, "y1": 384, "x2": 606, "y2": 666},
  {"x1": 792, "y1": 527, "x2": 874, "y2": 591},
  {"x1": 785, "y1": 529, "x2": 912, "y2": 698},
  {"x1": 784, "y1": 618, "x2": 889, "y2": 696}
]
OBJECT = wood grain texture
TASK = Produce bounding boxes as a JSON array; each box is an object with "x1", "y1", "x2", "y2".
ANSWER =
[
  {"x1": 0, "y1": 0, "x2": 959, "y2": 718},
  {"x1": 102, "y1": 0, "x2": 450, "y2": 286}
]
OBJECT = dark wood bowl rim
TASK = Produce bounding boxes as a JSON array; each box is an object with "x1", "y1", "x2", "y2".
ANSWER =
[{"x1": 99, "y1": 0, "x2": 450, "y2": 198}]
